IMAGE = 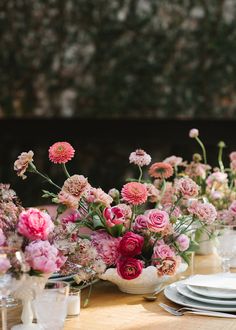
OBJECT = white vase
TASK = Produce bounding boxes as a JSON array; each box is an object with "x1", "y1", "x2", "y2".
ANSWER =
[
  {"x1": 99, "y1": 263, "x2": 188, "y2": 294},
  {"x1": 11, "y1": 274, "x2": 49, "y2": 330}
]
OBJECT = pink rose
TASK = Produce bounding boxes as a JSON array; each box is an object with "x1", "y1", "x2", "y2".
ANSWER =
[
  {"x1": 145, "y1": 209, "x2": 169, "y2": 233},
  {"x1": 103, "y1": 206, "x2": 125, "y2": 227},
  {"x1": 0, "y1": 256, "x2": 11, "y2": 274},
  {"x1": 133, "y1": 215, "x2": 149, "y2": 231},
  {"x1": 25, "y1": 240, "x2": 66, "y2": 274},
  {"x1": 0, "y1": 229, "x2": 6, "y2": 246},
  {"x1": 117, "y1": 257, "x2": 143, "y2": 280},
  {"x1": 152, "y1": 243, "x2": 175, "y2": 265},
  {"x1": 18, "y1": 208, "x2": 54, "y2": 241},
  {"x1": 174, "y1": 178, "x2": 199, "y2": 198},
  {"x1": 118, "y1": 232, "x2": 144, "y2": 257},
  {"x1": 176, "y1": 234, "x2": 190, "y2": 252}
]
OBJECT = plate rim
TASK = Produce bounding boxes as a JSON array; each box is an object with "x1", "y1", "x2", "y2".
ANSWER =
[{"x1": 187, "y1": 284, "x2": 236, "y2": 299}]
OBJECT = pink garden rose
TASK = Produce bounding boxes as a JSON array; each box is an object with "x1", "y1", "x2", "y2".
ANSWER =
[
  {"x1": 152, "y1": 243, "x2": 175, "y2": 265},
  {"x1": 18, "y1": 208, "x2": 54, "y2": 241},
  {"x1": 129, "y1": 149, "x2": 151, "y2": 167},
  {"x1": 145, "y1": 209, "x2": 169, "y2": 233},
  {"x1": 174, "y1": 178, "x2": 199, "y2": 198},
  {"x1": 91, "y1": 230, "x2": 121, "y2": 266},
  {"x1": 25, "y1": 240, "x2": 66, "y2": 274},
  {"x1": 176, "y1": 234, "x2": 190, "y2": 252},
  {"x1": 188, "y1": 201, "x2": 217, "y2": 224},
  {"x1": 133, "y1": 215, "x2": 149, "y2": 231},
  {"x1": 0, "y1": 256, "x2": 11, "y2": 274},
  {"x1": 118, "y1": 232, "x2": 144, "y2": 257},
  {"x1": 103, "y1": 206, "x2": 125, "y2": 227},
  {"x1": 0, "y1": 229, "x2": 6, "y2": 246},
  {"x1": 117, "y1": 257, "x2": 143, "y2": 280}
]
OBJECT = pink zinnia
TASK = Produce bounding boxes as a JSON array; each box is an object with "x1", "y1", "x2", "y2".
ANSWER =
[
  {"x1": 129, "y1": 149, "x2": 151, "y2": 167},
  {"x1": 49, "y1": 142, "x2": 75, "y2": 164},
  {"x1": 121, "y1": 182, "x2": 148, "y2": 205},
  {"x1": 149, "y1": 162, "x2": 174, "y2": 179}
]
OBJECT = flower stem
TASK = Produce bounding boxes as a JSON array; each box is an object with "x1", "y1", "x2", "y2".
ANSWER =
[
  {"x1": 62, "y1": 163, "x2": 70, "y2": 178},
  {"x1": 138, "y1": 166, "x2": 143, "y2": 182},
  {"x1": 218, "y1": 143, "x2": 225, "y2": 172},
  {"x1": 34, "y1": 168, "x2": 61, "y2": 190},
  {"x1": 195, "y1": 137, "x2": 207, "y2": 164}
]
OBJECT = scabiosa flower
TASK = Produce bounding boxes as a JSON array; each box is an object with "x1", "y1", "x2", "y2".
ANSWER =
[
  {"x1": 149, "y1": 162, "x2": 174, "y2": 179},
  {"x1": 189, "y1": 128, "x2": 199, "y2": 138},
  {"x1": 163, "y1": 156, "x2": 183, "y2": 167},
  {"x1": 129, "y1": 149, "x2": 151, "y2": 167},
  {"x1": 121, "y1": 182, "x2": 148, "y2": 205},
  {"x1": 174, "y1": 177, "x2": 199, "y2": 198},
  {"x1": 48, "y1": 142, "x2": 75, "y2": 164},
  {"x1": 188, "y1": 201, "x2": 217, "y2": 224},
  {"x1": 14, "y1": 151, "x2": 34, "y2": 179},
  {"x1": 62, "y1": 175, "x2": 90, "y2": 200}
]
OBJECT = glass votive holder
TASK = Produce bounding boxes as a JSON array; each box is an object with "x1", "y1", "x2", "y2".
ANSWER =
[{"x1": 67, "y1": 290, "x2": 81, "y2": 317}]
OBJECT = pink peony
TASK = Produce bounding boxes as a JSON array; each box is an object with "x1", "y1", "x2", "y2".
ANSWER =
[
  {"x1": 103, "y1": 206, "x2": 125, "y2": 227},
  {"x1": 206, "y1": 172, "x2": 228, "y2": 186},
  {"x1": 163, "y1": 156, "x2": 183, "y2": 167},
  {"x1": 230, "y1": 152, "x2": 236, "y2": 161},
  {"x1": 25, "y1": 240, "x2": 66, "y2": 273},
  {"x1": 0, "y1": 256, "x2": 11, "y2": 274},
  {"x1": 18, "y1": 208, "x2": 54, "y2": 241},
  {"x1": 149, "y1": 162, "x2": 174, "y2": 179},
  {"x1": 121, "y1": 182, "x2": 148, "y2": 205},
  {"x1": 188, "y1": 201, "x2": 217, "y2": 224},
  {"x1": 152, "y1": 243, "x2": 175, "y2": 265},
  {"x1": 145, "y1": 209, "x2": 169, "y2": 233},
  {"x1": 85, "y1": 188, "x2": 113, "y2": 207},
  {"x1": 156, "y1": 257, "x2": 179, "y2": 276},
  {"x1": 117, "y1": 257, "x2": 143, "y2": 280},
  {"x1": 91, "y1": 230, "x2": 121, "y2": 266},
  {"x1": 176, "y1": 234, "x2": 190, "y2": 251},
  {"x1": 118, "y1": 232, "x2": 144, "y2": 257},
  {"x1": 129, "y1": 149, "x2": 151, "y2": 167},
  {"x1": 189, "y1": 128, "x2": 199, "y2": 138},
  {"x1": 174, "y1": 177, "x2": 199, "y2": 198},
  {"x1": 0, "y1": 229, "x2": 6, "y2": 246},
  {"x1": 133, "y1": 215, "x2": 149, "y2": 231},
  {"x1": 14, "y1": 151, "x2": 34, "y2": 179},
  {"x1": 49, "y1": 142, "x2": 75, "y2": 164}
]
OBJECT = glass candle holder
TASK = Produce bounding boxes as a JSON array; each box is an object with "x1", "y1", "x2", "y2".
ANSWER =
[{"x1": 67, "y1": 290, "x2": 80, "y2": 317}]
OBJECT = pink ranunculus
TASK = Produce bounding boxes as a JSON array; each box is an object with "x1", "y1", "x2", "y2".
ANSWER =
[
  {"x1": 0, "y1": 229, "x2": 6, "y2": 246},
  {"x1": 188, "y1": 201, "x2": 217, "y2": 224},
  {"x1": 156, "y1": 257, "x2": 179, "y2": 276},
  {"x1": 91, "y1": 230, "x2": 121, "y2": 266},
  {"x1": 0, "y1": 256, "x2": 11, "y2": 273},
  {"x1": 152, "y1": 243, "x2": 175, "y2": 265},
  {"x1": 174, "y1": 177, "x2": 199, "y2": 198},
  {"x1": 121, "y1": 182, "x2": 148, "y2": 205},
  {"x1": 118, "y1": 232, "x2": 144, "y2": 257},
  {"x1": 103, "y1": 206, "x2": 125, "y2": 227},
  {"x1": 176, "y1": 234, "x2": 190, "y2": 252},
  {"x1": 117, "y1": 257, "x2": 143, "y2": 280},
  {"x1": 230, "y1": 152, "x2": 236, "y2": 161},
  {"x1": 25, "y1": 240, "x2": 66, "y2": 274},
  {"x1": 18, "y1": 208, "x2": 54, "y2": 241},
  {"x1": 145, "y1": 209, "x2": 169, "y2": 233},
  {"x1": 133, "y1": 215, "x2": 149, "y2": 231}
]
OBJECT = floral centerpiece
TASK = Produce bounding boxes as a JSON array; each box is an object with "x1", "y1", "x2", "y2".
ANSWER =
[{"x1": 13, "y1": 141, "x2": 218, "y2": 294}]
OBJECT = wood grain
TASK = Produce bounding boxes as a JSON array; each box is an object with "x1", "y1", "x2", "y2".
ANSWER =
[{"x1": 4, "y1": 254, "x2": 236, "y2": 330}]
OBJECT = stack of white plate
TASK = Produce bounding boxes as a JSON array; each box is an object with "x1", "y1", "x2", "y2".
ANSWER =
[{"x1": 164, "y1": 273, "x2": 236, "y2": 312}]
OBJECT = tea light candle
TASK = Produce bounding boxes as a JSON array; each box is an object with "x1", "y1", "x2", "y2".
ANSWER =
[{"x1": 67, "y1": 291, "x2": 80, "y2": 316}]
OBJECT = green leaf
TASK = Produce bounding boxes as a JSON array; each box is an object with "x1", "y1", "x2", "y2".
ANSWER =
[{"x1": 57, "y1": 204, "x2": 68, "y2": 215}]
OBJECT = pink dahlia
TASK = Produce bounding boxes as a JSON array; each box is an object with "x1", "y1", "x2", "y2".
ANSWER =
[
  {"x1": 49, "y1": 142, "x2": 75, "y2": 164},
  {"x1": 14, "y1": 151, "x2": 34, "y2": 179},
  {"x1": 174, "y1": 177, "x2": 199, "y2": 198},
  {"x1": 62, "y1": 175, "x2": 90, "y2": 200},
  {"x1": 188, "y1": 201, "x2": 217, "y2": 224},
  {"x1": 149, "y1": 162, "x2": 174, "y2": 179},
  {"x1": 163, "y1": 155, "x2": 183, "y2": 167},
  {"x1": 129, "y1": 149, "x2": 151, "y2": 167},
  {"x1": 25, "y1": 240, "x2": 66, "y2": 274},
  {"x1": 117, "y1": 257, "x2": 143, "y2": 280},
  {"x1": 18, "y1": 208, "x2": 54, "y2": 241},
  {"x1": 121, "y1": 182, "x2": 148, "y2": 205},
  {"x1": 145, "y1": 209, "x2": 169, "y2": 233},
  {"x1": 189, "y1": 128, "x2": 199, "y2": 138},
  {"x1": 103, "y1": 206, "x2": 125, "y2": 227}
]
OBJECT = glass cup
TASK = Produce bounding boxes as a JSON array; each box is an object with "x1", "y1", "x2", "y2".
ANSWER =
[
  {"x1": 215, "y1": 225, "x2": 236, "y2": 272},
  {"x1": 33, "y1": 281, "x2": 70, "y2": 330},
  {"x1": 67, "y1": 290, "x2": 81, "y2": 317}
]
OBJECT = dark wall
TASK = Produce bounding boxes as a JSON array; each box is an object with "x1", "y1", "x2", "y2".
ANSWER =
[{"x1": 0, "y1": 119, "x2": 235, "y2": 206}]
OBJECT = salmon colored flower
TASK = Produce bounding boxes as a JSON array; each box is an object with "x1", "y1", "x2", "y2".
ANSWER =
[
  {"x1": 57, "y1": 190, "x2": 79, "y2": 210},
  {"x1": 49, "y1": 142, "x2": 75, "y2": 164},
  {"x1": 62, "y1": 175, "x2": 90, "y2": 200},
  {"x1": 121, "y1": 182, "x2": 148, "y2": 205},
  {"x1": 14, "y1": 151, "x2": 34, "y2": 179},
  {"x1": 149, "y1": 162, "x2": 174, "y2": 179},
  {"x1": 156, "y1": 257, "x2": 179, "y2": 276}
]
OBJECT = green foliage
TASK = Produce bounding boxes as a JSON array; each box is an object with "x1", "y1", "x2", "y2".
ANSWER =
[{"x1": 1, "y1": 0, "x2": 236, "y2": 118}]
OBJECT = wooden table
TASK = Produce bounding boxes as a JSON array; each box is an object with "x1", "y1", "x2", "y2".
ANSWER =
[{"x1": 6, "y1": 255, "x2": 236, "y2": 330}]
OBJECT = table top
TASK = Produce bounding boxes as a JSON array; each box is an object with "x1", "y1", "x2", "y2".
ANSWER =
[{"x1": 6, "y1": 254, "x2": 236, "y2": 330}]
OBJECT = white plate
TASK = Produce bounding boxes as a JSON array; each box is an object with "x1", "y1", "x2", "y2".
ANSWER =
[
  {"x1": 164, "y1": 281, "x2": 236, "y2": 312},
  {"x1": 187, "y1": 285, "x2": 236, "y2": 299},
  {"x1": 177, "y1": 284, "x2": 236, "y2": 306}
]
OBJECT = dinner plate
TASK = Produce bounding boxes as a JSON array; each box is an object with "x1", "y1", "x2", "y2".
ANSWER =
[
  {"x1": 187, "y1": 285, "x2": 236, "y2": 299},
  {"x1": 177, "y1": 283, "x2": 236, "y2": 306},
  {"x1": 164, "y1": 281, "x2": 236, "y2": 312}
]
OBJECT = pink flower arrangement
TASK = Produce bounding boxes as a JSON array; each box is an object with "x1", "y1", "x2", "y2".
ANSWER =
[
  {"x1": 103, "y1": 206, "x2": 125, "y2": 227},
  {"x1": 117, "y1": 257, "x2": 143, "y2": 280},
  {"x1": 18, "y1": 208, "x2": 54, "y2": 241},
  {"x1": 121, "y1": 182, "x2": 148, "y2": 205},
  {"x1": 145, "y1": 209, "x2": 169, "y2": 233},
  {"x1": 48, "y1": 142, "x2": 75, "y2": 164},
  {"x1": 129, "y1": 149, "x2": 151, "y2": 167},
  {"x1": 118, "y1": 232, "x2": 144, "y2": 257}
]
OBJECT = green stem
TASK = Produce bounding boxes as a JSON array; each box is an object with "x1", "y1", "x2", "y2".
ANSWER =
[
  {"x1": 218, "y1": 146, "x2": 224, "y2": 173},
  {"x1": 195, "y1": 137, "x2": 207, "y2": 164},
  {"x1": 83, "y1": 282, "x2": 93, "y2": 307},
  {"x1": 138, "y1": 166, "x2": 143, "y2": 182},
  {"x1": 35, "y1": 169, "x2": 61, "y2": 190},
  {"x1": 129, "y1": 205, "x2": 136, "y2": 230},
  {"x1": 169, "y1": 196, "x2": 182, "y2": 218},
  {"x1": 62, "y1": 163, "x2": 70, "y2": 178}
]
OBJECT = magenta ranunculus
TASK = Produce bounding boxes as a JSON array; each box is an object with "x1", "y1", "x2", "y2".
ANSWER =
[
  {"x1": 18, "y1": 208, "x2": 54, "y2": 241},
  {"x1": 176, "y1": 234, "x2": 190, "y2": 252},
  {"x1": 117, "y1": 257, "x2": 143, "y2": 280},
  {"x1": 118, "y1": 232, "x2": 144, "y2": 257},
  {"x1": 133, "y1": 215, "x2": 149, "y2": 231},
  {"x1": 145, "y1": 209, "x2": 169, "y2": 233},
  {"x1": 25, "y1": 240, "x2": 67, "y2": 274},
  {"x1": 0, "y1": 256, "x2": 11, "y2": 274},
  {"x1": 103, "y1": 206, "x2": 125, "y2": 227}
]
